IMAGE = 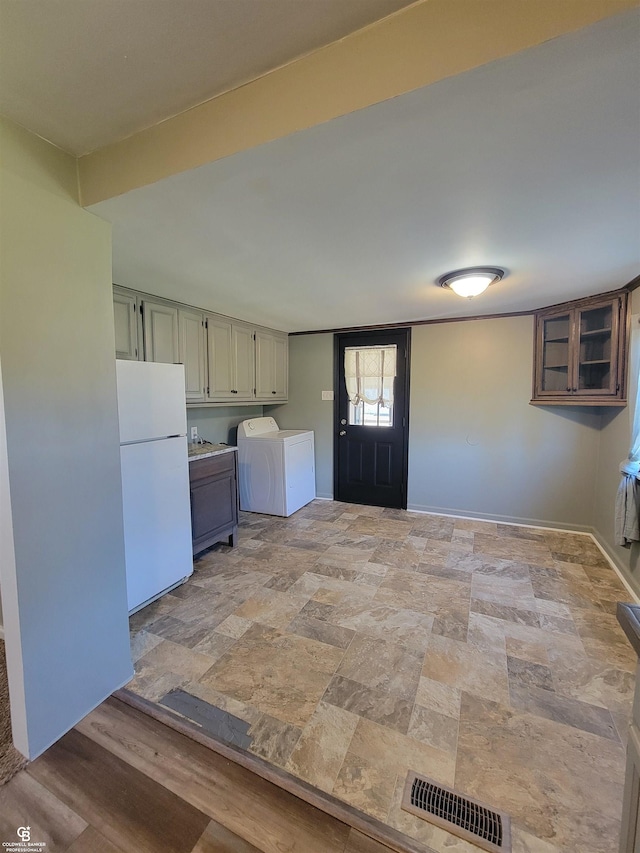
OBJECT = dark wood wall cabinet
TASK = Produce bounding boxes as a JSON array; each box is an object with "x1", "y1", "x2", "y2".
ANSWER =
[
  {"x1": 189, "y1": 451, "x2": 238, "y2": 555},
  {"x1": 531, "y1": 290, "x2": 629, "y2": 406}
]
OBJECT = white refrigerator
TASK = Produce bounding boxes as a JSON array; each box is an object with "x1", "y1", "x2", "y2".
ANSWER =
[{"x1": 116, "y1": 360, "x2": 193, "y2": 614}]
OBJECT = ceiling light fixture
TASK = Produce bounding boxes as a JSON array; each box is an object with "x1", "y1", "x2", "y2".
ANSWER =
[{"x1": 438, "y1": 266, "x2": 505, "y2": 298}]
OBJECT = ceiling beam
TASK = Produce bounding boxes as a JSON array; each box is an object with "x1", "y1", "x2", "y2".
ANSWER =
[{"x1": 78, "y1": 0, "x2": 636, "y2": 206}]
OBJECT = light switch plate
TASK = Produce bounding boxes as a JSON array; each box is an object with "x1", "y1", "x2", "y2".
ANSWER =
[
  {"x1": 322, "y1": 390, "x2": 334, "y2": 401},
  {"x1": 190, "y1": 426, "x2": 198, "y2": 440}
]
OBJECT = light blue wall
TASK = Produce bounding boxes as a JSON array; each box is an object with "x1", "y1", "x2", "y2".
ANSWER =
[
  {"x1": 407, "y1": 317, "x2": 601, "y2": 527},
  {"x1": 225, "y1": 309, "x2": 637, "y2": 599},
  {"x1": 187, "y1": 405, "x2": 263, "y2": 445},
  {"x1": 266, "y1": 334, "x2": 335, "y2": 498},
  {"x1": 0, "y1": 117, "x2": 133, "y2": 759},
  {"x1": 592, "y1": 289, "x2": 640, "y2": 597},
  {"x1": 272, "y1": 319, "x2": 605, "y2": 527}
]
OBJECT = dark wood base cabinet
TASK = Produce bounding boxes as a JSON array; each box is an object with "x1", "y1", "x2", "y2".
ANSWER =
[{"x1": 189, "y1": 451, "x2": 238, "y2": 555}]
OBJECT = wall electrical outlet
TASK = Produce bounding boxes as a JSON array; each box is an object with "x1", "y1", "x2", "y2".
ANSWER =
[
  {"x1": 322, "y1": 390, "x2": 334, "y2": 401},
  {"x1": 190, "y1": 427, "x2": 198, "y2": 441}
]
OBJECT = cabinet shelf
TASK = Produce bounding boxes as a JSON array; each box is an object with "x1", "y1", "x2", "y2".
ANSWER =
[
  {"x1": 580, "y1": 359, "x2": 610, "y2": 366},
  {"x1": 545, "y1": 336, "x2": 569, "y2": 343},
  {"x1": 580, "y1": 328, "x2": 612, "y2": 338}
]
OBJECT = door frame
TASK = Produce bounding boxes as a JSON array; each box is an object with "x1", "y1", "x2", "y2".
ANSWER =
[{"x1": 332, "y1": 327, "x2": 411, "y2": 509}]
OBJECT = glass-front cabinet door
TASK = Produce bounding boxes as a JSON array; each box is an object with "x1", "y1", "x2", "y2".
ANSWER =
[
  {"x1": 575, "y1": 300, "x2": 619, "y2": 396},
  {"x1": 538, "y1": 311, "x2": 572, "y2": 396},
  {"x1": 532, "y1": 291, "x2": 627, "y2": 405}
]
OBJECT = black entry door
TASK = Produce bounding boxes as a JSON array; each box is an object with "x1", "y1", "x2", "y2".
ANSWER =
[{"x1": 334, "y1": 328, "x2": 410, "y2": 509}]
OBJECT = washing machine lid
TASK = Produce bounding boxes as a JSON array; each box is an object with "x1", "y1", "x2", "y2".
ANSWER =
[{"x1": 245, "y1": 429, "x2": 313, "y2": 443}]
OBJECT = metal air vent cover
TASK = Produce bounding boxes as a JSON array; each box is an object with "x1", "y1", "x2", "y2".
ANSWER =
[{"x1": 401, "y1": 771, "x2": 511, "y2": 853}]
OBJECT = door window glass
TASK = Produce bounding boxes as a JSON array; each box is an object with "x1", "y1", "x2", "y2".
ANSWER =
[{"x1": 344, "y1": 345, "x2": 396, "y2": 427}]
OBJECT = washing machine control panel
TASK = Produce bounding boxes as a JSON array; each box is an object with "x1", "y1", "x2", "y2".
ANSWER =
[{"x1": 238, "y1": 417, "x2": 279, "y2": 438}]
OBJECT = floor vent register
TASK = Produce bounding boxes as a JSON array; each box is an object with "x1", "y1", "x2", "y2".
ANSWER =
[{"x1": 401, "y1": 771, "x2": 511, "y2": 853}]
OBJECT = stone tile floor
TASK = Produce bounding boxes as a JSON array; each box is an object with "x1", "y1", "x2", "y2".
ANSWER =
[{"x1": 128, "y1": 501, "x2": 635, "y2": 853}]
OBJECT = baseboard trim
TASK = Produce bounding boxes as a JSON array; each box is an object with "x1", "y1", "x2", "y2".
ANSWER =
[
  {"x1": 114, "y1": 688, "x2": 435, "y2": 853},
  {"x1": 405, "y1": 503, "x2": 593, "y2": 535},
  {"x1": 315, "y1": 493, "x2": 333, "y2": 501},
  {"x1": 590, "y1": 531, "x2": 640, "y2": 603}
]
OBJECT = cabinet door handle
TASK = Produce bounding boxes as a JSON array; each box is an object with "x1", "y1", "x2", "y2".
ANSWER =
[
  {"x1": 272, "y1": 390, "x2": 277, "y2": 394},
  {"x1": 573, "y1": 387, "x2": 577, "y2": 393},
  {"x1": 566, "y1": 386, "x2": 571, "y2": 392}
]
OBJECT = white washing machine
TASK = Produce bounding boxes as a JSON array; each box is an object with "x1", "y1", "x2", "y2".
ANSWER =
[{"x1": 237, "y1": 417, "x2": 315, "y2": 516}]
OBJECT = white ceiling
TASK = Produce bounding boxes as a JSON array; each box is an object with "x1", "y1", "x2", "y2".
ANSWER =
[
  {"x1": 92, "y1": 11, "x2": 640, "y2": 332},
  {"x1": 0, "y1": 0, "x2": 414, "y2": 155}
]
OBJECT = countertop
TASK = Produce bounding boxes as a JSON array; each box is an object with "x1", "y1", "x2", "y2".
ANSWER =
[
  {"x1": 617, "y1": 602, "x2": 640, "y2": 659},
  {"x1": 187, "y1": 443, "x2": 237, "y2": 462}
]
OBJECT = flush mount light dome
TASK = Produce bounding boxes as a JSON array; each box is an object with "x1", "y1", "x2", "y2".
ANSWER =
[{"x1": 439, "y1": 267, "x2": 505, "y2": 298}]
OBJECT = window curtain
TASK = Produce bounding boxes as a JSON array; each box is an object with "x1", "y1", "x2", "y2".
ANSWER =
[
  {"x1": 616, "y1": 313, "x2": 640, "y2": 547},
  {"x1": 344, "y1": 345, "x2": 397, "y2": 408}
]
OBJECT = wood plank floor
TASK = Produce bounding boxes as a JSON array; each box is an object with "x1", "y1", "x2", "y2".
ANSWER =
[{"x1": 0, "y1": 697, "x2": 421, "y2": 853}]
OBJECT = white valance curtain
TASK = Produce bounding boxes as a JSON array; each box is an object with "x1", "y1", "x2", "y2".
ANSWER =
[
  {"x1": 345, "y1": 345, "x2": 397, "y2": 408},
  {"x1": 616, "y1": 313, "x2": 640, "y2": 546}
]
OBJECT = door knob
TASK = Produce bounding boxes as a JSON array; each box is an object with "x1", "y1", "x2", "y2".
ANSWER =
[
  {"x1": 340, "y1": 418, "x2": 347, "y2": 425},
  {"x1": 339, "y1": 430, "x2": 346, "y2": 436}
]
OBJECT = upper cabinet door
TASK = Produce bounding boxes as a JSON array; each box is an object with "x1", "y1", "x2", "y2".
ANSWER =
[
  {"x1": 534, "y1": 310, "x2": 574, "y2": 398},
  {"x1": 142, "y1": 300, "x2": 179, "y2": 364},
  {"x1": 205, "y1": 318, "x2": 255, "y2": 402},
  {"x1": 574, "y1": 299, "x2": 620, "y2": 397},
  {"x1": 179, "y1": 309, "x2": 206, "y2": 402},
  {"x1": 232, "y1": 323, "x2": 256, "y2": 400},
  {"x1": 255, "y1": 331, "x2": 275, "y2": 399},
  {"x1": 113, "y1": 289, "x2": 139, "y2": 360},
  {"x1": 255, "y1": 331, "x2": 288, "y2": 401},
  {"x1": 206, "y1": 316, "x2": 234, "y2": 399},
  {"x1": 272, "y1": 334, "x2": 288, "y2": 400}
]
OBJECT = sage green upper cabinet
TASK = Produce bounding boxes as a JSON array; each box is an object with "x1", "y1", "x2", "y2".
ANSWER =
[
  {"x1": 232, "y1": 323, "x2": 256, "y2": 401},
  {"x1": 205, "y1": 316, "x2": 233, "y2": 399},
  {"x1": 113, "y1": 287, "x2": 139, "y2": 360},
  {"x1": 112, "y1": 286, "x2": 288, "y2": 405},
  {"x1": 142, "y1": 299, "x2": 179, "y2": 364},
  {"x1": 205, "y1": 316, "x2": 255, "y2": 402},
  {"x1": 255, "y1": 330, "x2": 288, "y2": 401},
  {"x1": 178, "y1": 309, "x2": 206, "y2": 402}
]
